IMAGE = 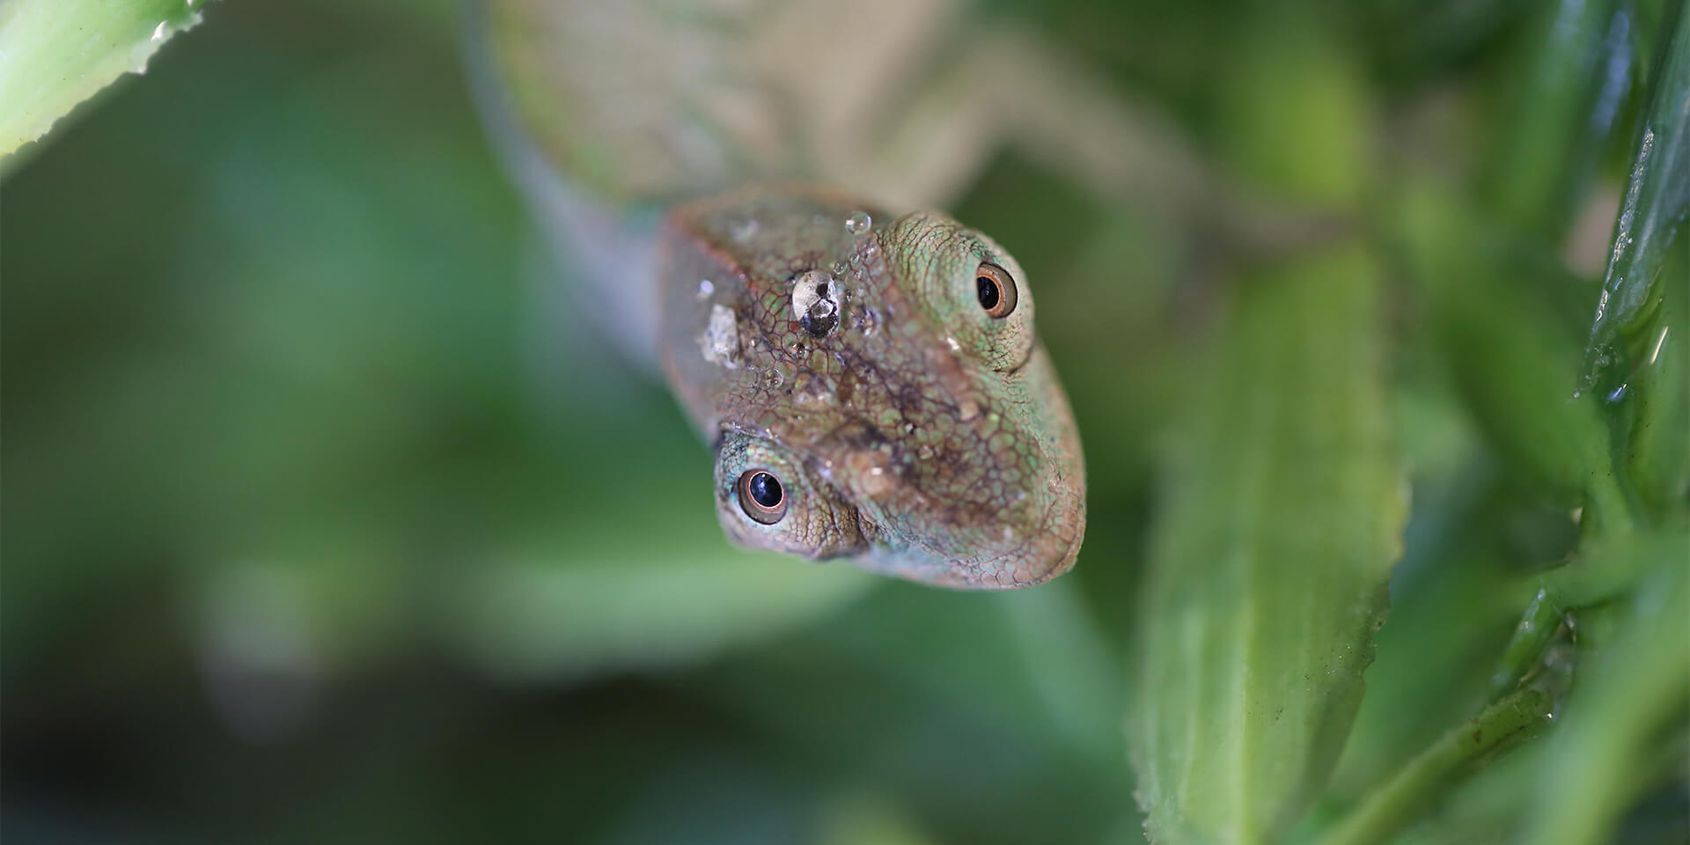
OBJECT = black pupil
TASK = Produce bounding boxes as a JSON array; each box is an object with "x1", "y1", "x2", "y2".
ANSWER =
[
  {"x1": 977, "y1": 276, "x2": 1001, "y2": 311},
  {"x1": 748, "y1": 472, "x2": 783, "y2": 508}
]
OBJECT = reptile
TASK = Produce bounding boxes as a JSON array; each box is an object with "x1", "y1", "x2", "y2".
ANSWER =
[
  {"x1": 656, "y1": 187, "x2": 1083, "y2": 587},
  {"x1": 466, "y1": 0, "x2": 1258, "y2": 587}
]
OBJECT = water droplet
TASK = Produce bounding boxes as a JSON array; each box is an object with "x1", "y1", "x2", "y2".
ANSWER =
[
  {"x1": 791, "y1": 270, "x2": 840, "y2": 338},
  {"x1": 696, "y1": 279, "x2": 714, "y2": 300},
  {"x1": 698, "y1": 304, "x2": 740, "y2": 368},
  {"x1": 844, "y1": 211, "x2": 872, "y2": 235},
  {"x1": 1605, "y1": 383, "x2": 1629, "y2": 403},
  {"x1": 858, "y1": 307, "x2": 880, "y2": 336},
  {"x1": 150, "y1": 20, "x2": 168, "y2": 42}
]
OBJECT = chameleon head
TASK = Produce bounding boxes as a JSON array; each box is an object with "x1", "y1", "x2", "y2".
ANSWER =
[{"x1": 659, "y1": 189, "x2": 1086, "y2": 589}]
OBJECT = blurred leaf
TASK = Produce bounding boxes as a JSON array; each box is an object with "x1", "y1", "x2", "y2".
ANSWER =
[
  {"x1": 1129, "y1": 242, "x2": 1406, "y2": 844},
  {"x1": 0, "y1": 0, "x2": 203, "y2": 159},
  {"x1": 435, "y1": 538, "x2": 873, "y2": 683},
  {"x1": 1399, "y1": 185, "x2": 1623, "y2": 520},
  {"x1": 1484, "y1": 0, "x2": 1632, "y2": 239},
  {"x1": 702, "y1": 583, "x2": 1140, "y2": 845},
  {"x1": 1520, "y1": 527, "x2": 1690, "y2": 845},
  {"x1": 1359, "y1": 0, "x2": 1530, "y2": 87},
  {"x1": 1211, "y1": 10, "x2": 1369, "y2": 206},
  {"x1": 814, "y1": 794, "x2": 936, "y2": 845}
]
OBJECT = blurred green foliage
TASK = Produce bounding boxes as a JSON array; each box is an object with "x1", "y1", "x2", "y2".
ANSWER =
[{"x1": 2, "y1": 1, "x2": 1686, "y2": 844}]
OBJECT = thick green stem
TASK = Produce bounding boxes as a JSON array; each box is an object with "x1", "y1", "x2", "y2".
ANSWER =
[{"x1": 1316, "y1": 687, "x2": 1554, "y2": 845}]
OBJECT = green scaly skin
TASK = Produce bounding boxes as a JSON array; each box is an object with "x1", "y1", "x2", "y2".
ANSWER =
[{"x1": 658, "y1": 184, "x2": 1086, "y2": 589}]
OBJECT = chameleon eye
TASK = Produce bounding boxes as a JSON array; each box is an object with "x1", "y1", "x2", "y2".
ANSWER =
[
  {"x1": 976, "y1": 262, "x2": 1018, "y2": 319},
  {"x1": 737, "y1": 469, "x2": 787, "y2": 524}
]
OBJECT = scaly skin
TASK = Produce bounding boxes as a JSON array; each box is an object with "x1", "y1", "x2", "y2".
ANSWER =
[{"x1": 657, "y1": 185, "x2": 1085, "y2": 589}]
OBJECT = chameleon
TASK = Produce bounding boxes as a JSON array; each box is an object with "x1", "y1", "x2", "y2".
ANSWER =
[
  {"x1": 467, "y1": 0, "x2": 1262, "y2": 587},
  {"x1": 657, "y1": 187, "x2": 1084, "y2": 587}
]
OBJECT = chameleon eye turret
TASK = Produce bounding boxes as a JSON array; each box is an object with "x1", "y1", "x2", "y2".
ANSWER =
[
  {"x1": 975, "y1": 262, "x2": 1018, "y2": 318},
  {"x1": 738, "y1": 470, "x2": 788, "y2": 525}
]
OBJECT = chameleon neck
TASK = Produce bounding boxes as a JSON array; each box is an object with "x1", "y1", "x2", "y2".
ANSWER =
[{"x1": 463, "y1": 0, "x2": 668, "y2": 373}]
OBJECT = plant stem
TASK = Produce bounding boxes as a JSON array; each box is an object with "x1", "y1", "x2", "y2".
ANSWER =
[{"x1": 1315, "y1": 686, "x2": 1555, "y2": 845}]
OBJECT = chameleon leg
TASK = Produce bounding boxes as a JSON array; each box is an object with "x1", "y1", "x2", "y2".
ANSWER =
[{"x1": 847, "y1": 26, "x2": 1329, "y2": 251}]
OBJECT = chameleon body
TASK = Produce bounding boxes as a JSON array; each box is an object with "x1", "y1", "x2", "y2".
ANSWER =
[
  {"x1": 658, "y1": 187, "x2": 1084, "y2": 588},
  {"x1": 473, "y1": 0, "x2": 1090, "y2": 587}
]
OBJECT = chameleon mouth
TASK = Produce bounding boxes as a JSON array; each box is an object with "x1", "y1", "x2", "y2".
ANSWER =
[{"x1": 969, "y1": 481, "x2": 1086, "y2": 589}]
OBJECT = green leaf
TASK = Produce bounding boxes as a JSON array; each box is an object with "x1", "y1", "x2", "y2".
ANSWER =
[
  {"x1": 1581, "y1": 3, "x2": 1690, "y2": 512},
  {"x1": 1520, "y1": 527, "x2": 1690, "y2": 845},
  {"x1": 1617, "y1": 243, "x2": 1690, "y2": 510},
  {"x1": 1483, "y1": 0, "x2": 1632, "y2": 239},
  {"x1": 0, "y1": 0, "x2": 205, "y2": 160},
  {"x1": 435, "y1": 524, "x2": 874, "y2": 683},
  {"x1": 1129, "y1": 243, "x2": 1406, "y2": 844},
  {"x1": 1399, "y1": 185, "x2": 1623, "y2": 519},
  {"x1": 1581, "y1": 2, "x2": 1690, "y2": 385}
]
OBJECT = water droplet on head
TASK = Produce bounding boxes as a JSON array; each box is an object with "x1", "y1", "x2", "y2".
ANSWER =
[
  {"x1": 844, "y1": 211, "x2": 872, "y2": 235},
  {"x1": 791, "y1": 269, "x2": 840, "y2": 338},
  {"x1": 698, "y1": 304, "x2": 740, "y2": 368},
  {"x1": 696, "y1": 279, "x2": 714, "y2": 300},
  {"x1": 1605, "y1": 383, "x2": 1629, "y2": 404}
]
